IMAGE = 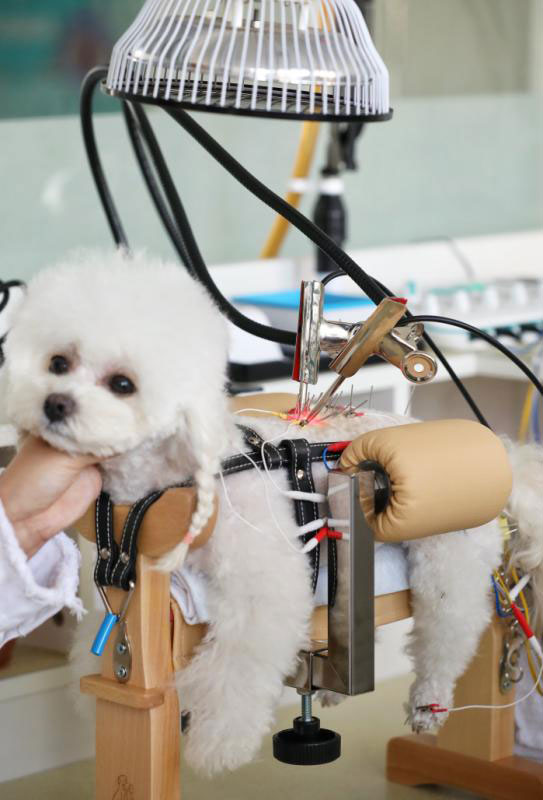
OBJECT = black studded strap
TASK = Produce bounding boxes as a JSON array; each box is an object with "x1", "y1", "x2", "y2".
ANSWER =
[
  {"x1": 281, "y1": 438, "x2": 322, "y2": 594},
  {"x1": 94, "y1": 490, "x2": 164, "y2": 591},
  {"x1": 94, "y1": 431, "x2": 343, "y2": 597},
  {"x1": 94, "y1": 492, "x2": 118, "y2": 587}
]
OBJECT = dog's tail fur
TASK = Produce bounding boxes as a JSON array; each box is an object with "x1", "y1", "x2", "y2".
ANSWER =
[{"x1": 505, "y1": 439, "x2": 543, "y2": 636}]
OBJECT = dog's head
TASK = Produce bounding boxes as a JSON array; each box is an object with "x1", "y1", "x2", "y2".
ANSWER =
[{"x1": 2, "y1": 250, "x2": 229, "y2": 459}]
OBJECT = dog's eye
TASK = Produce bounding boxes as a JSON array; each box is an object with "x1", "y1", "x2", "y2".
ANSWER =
[
  {"x1": 49, "y1": 355, "x2": 70, "y2": 375},
  {"x1": 108, "y1": 374, "x2": 136, "y2": 395}
]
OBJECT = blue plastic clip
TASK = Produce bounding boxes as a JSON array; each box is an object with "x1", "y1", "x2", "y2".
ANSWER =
[{"x1": 91, "y1": 612, "x2": 118, "y2": 656}]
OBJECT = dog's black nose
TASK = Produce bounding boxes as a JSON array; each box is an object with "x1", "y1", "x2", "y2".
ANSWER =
[{"x1": 43, "y1": 393, "x2": 76, "y2": 423}]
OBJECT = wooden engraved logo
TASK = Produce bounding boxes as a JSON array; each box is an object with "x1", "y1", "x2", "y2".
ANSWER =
[{"x1": 112, "y1": 774, "x2": 134, "y2": 799}]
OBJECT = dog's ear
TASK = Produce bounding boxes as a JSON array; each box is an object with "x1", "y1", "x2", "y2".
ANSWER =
[{"x1": 156, "y1": 392, "x2": 230, "y2": 572}]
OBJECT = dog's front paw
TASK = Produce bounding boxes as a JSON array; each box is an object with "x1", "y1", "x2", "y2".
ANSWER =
[
  {"x1": 406, "y1": 684, "x2": 451, "y2": 733},
  {"x1": 405, "y1": 702, "x2": 449, "y2": 733},
  {"x1": 184, "y1": 714, "x2": 261, "y2": 775}
]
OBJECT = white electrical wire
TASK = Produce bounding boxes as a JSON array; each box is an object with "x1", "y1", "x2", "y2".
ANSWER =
[
  {"x1": 228, "y1": 409, "x2": 340, "y2": 552},
  {"x1": 227, "y1": 413, "x2": 308, "y2": 552},
  {"x1": 241, "y1": 436, "x2": 305, "y2": 553},
  {"x1": 448, "y1": 664, "x2": 543, "y2": 715},
  {"x1": 509, "y1": 573, "x2": 532, "y2": 602},
  {"x1": 218, "y1": 469, "x2": 263, "y2": 533},
  {"x1": 233, "y1": 407, "x2": 284, "y2": 416},
  {"x1": 446, "y1": 639, "x2": 543, "y2": 715}
]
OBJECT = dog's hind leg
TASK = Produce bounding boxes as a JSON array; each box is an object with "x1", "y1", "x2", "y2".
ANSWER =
[{"x1": 404, "y1": 522, "x2": 502, "y2": 732}]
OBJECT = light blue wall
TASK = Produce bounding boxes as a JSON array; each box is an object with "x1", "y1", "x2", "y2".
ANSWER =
[
  {"x1": 1, "y1": 0, "x2": 542, "y2": 280},
  {"x1": 1, "y1": 90, "x2": 542, "y2": 281}
]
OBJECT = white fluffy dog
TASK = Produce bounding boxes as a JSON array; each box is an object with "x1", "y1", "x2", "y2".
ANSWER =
[{"x1": 2, "y1": 250, "x2": 507, "y2": 774}]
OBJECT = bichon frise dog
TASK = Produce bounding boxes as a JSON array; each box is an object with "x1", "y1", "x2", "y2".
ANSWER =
[{"x1": 1, "y1": 249, "x2": 509, "y2": 774}]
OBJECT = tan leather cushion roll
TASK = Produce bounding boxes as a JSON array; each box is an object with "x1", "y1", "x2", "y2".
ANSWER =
[{"x1": 340, "y1": 419, "x2": 512, "y2": 542}]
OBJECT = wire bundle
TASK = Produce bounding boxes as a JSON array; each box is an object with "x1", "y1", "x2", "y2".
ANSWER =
[{"x1": 81, "y1": 67, "x2": 543, "y2": 430}]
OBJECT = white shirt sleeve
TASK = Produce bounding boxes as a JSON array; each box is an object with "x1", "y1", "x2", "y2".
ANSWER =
[{"x1": 0, "y1": 500, "x2": 84, "y2": 648}]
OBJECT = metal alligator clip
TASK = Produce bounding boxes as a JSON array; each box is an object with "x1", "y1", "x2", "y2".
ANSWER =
[
  {"x1": 305, "y1": 297, "x2": 437, "y2": 423},
  {"x1": 292, "y1": 282, "x2": 437, "y2": 424}
]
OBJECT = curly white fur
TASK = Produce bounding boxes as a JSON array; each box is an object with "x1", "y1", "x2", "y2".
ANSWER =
[{"x1": 1, "y1": 250, "x2": 511, "y2": 773}]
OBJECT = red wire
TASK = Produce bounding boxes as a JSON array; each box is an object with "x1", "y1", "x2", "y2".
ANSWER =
[{"x1": 327, "y1": 440, "x2": 351, "y2": 453}]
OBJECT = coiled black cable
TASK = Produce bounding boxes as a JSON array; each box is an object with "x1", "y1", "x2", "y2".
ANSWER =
[{"x1": 80, "y1": 66, "x2": 489, "y2": 425}]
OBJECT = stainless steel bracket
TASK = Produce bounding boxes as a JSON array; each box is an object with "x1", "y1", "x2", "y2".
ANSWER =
[
  {"x1": 113, "y1": 621, "x2": 132, "y2": 683},
  {"x1": 287, "y1": 473, "x2": 375, "y2": 697}
]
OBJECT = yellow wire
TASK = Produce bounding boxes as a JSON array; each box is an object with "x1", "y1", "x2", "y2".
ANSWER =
[
  {"x1": 260, "y1": 122, "x2": 320, "y2": 259},
  {"x1": 518, "y1": 385, "x2": 534, "y2": 441}
]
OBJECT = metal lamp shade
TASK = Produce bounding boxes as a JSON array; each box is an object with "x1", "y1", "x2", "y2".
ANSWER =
[{"x1": 106, "y1": 0, "x2": 391, "y2": 121}]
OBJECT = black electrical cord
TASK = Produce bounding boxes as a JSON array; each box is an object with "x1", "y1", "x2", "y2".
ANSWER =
[
  {"x1": 167, "y1": 106, "x2": 390, "y2": 306},
  {"x1": 321, "y1": 269, "x2": 345, "y2": 286},
  {"x1": 121, "y1": 101, "x2": 196, "y2": 275},
  {"x1": 370, "y1": 278, "x2": 489, "y2": 426},
  {"x1": 126, "y1": 103, "x2": 300, "y2": 344},
  {"x1": 80, "y1": 66, "x2": 489, "y2": 426},
  {"x1": 165, "y1": 106, "x2": 490, "y2": 428},
  {"x1": 128, "y1": 105, "x2": 490, "y2": 426},
  {"x1": 82, "y1": 68, "x2": 297, "y2": 346},
  {"x1": 0, "y1": 280, "x2": 25, "y2": 365},
  {"x1": 0, "y1": 280, "x2": 25, "y2": 314},
  {"x1": 403, "y1": 315, "x2": 543, "y2": 398},
  {"x1": 81, "y1": 67, "x2": 129, "y2": 249}
]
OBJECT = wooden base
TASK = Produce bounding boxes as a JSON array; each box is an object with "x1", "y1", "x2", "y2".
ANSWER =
[{"x1": 387, "y1": 734, "x2": 543, "y2": 800}]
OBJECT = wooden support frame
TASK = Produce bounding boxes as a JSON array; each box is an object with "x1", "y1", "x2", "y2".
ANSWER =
[
  {"x1": 75, "y1": 393, "x2": 537, "y2": 799},
  {"x1": 387, "y1": 619, "x2": 543, "y2": 800},
  {"x1": 80, "y1": 552, "x2": 180, "y2": 800},
  {"x1": 77, "y1": 489, "x2": 414, "y2": 800}
]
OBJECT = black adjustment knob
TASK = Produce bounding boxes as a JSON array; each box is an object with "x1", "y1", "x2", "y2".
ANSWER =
[{"x1": 273, "y1": 715, "x2": 341, "y2": 766}]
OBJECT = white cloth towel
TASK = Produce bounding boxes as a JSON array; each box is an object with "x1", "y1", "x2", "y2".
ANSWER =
[
  {"x1": 170, "y1": 566, "x2": 211, "y2": 625},
  {"x1": 169, "y1": 542, "x2": 410, "y2": 627}
]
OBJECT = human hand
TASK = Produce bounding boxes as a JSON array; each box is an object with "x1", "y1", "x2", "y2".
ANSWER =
[{"x1": 0, "y1": 436, "x2": 102, "y2": 557}]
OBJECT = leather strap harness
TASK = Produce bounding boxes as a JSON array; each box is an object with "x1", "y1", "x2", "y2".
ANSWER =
[{"x1": 94, "y1": 425, "x2": 343, "y2": 601}]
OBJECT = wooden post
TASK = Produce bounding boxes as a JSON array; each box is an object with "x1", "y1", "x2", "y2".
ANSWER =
[
  {"x1": 76, "y1": 488, "x2": 216, "y2": 800},
  {"x1": 83, "y1": 554, "x2": 180, "y2": 799},
  {"x1": 387, "y1": 619, "x2": 543, "y2": 799},
  {"x1": 437, "y1": 618, "x2": 514, "y2": 761},
  {"x1": 80, "y1": 555, "x2": 180, "y2": 800}
]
